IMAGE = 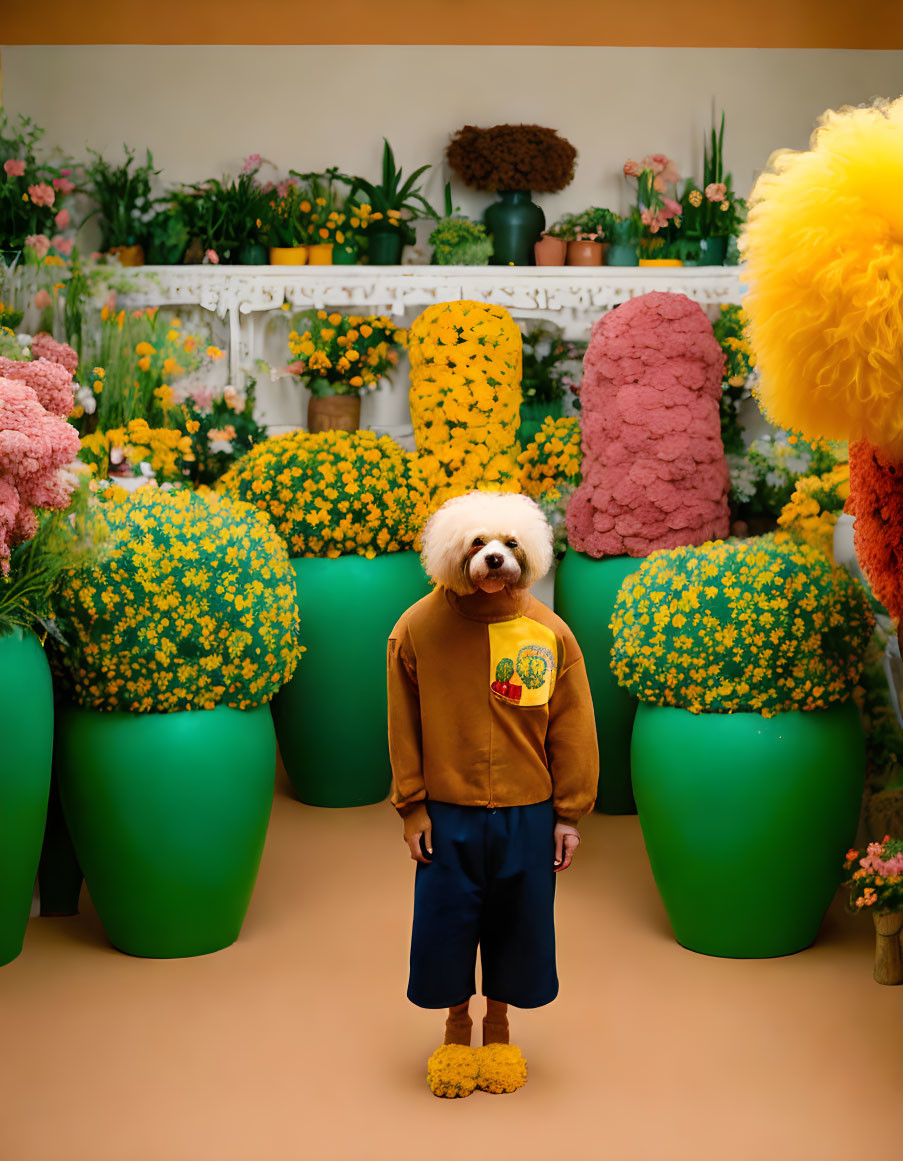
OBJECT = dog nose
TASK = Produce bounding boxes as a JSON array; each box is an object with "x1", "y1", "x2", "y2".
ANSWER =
[{"x1": 485, "y1": 554, "x2": 503, "y2": 570}]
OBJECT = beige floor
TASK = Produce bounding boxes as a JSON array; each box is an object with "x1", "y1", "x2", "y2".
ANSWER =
[{"x1": 3, "y1": 765, "x2": 901, "y2": 1161}]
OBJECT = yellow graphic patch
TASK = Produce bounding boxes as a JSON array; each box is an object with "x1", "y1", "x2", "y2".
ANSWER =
[{"x1": 488, "y1": 617, "x2": 557, "y2": 708}]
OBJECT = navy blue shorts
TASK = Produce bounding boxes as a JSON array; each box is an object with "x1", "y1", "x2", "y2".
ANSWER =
[{"x1": 407, "y1": 799, "x2": 559, "y2": 1010}]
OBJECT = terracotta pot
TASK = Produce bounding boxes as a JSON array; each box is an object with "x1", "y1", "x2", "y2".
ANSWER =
[
  {"x1": 307, "y1": 393, "x2": 361, "y2": 433},
  {"x1": 534, "y1": 236, "x2": 567, "y2": 266},
  {"x1": 307, "y1": 243, "x2": 334, "y2": 265},
  {"x1": 269, "y1": 246, "x2": 308, "y2": 265},
  {"x1": 566, "y1": 239, "x2": 604, "y2": 266},
  {"x1": 638, "y1": 258, "x2": 683, "y2": 267},
  {"x1": 873, "y1": 911, "x2": 903, "y2": 985},
  {"x1": 109, "y1": 244, "x2": 145, "y2": 267}
]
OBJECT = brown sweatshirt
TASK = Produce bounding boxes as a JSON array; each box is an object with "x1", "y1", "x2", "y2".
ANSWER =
[{"x1": 387, "y1": 585, "x2": 599, "y2": 825}]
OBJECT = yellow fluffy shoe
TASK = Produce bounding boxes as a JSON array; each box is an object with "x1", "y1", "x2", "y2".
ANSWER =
[
  {"x1": 426, "y1": 1044, "x2": 480, "y2": 1099},
  {"x1": 474, "y1": 1043, "x2": 528, "y2": 1094}
]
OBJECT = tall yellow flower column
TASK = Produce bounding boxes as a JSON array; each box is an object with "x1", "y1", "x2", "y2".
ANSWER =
[{"x1": 408, "y1": 300, "x2": 523, "y2": 509}]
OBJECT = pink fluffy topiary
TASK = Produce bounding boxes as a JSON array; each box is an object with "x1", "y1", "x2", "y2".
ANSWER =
[
  {"x1": 30, "y1": 332, "x2": 79, "y2": 374},
  {"x1": 0, "y1": 356, "x2": 75, "y2": 417},
  {"x1": 0, "y1": 376, "x2": 80, "y2": 571},
  {"x1": 566, "y1": 292, "x2": 730, "y2": 558}
]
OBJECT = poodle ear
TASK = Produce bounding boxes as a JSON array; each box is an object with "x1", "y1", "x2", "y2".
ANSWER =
[
  {"x1": 510, "y1": 494, "x2": 554, "y2": 589},
  {"x1": 420, "y1": 494, "x2": 476, "y2": 593}
]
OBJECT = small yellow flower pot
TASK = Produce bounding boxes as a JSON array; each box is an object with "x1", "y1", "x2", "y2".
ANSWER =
[
  {"x1": 307, "y1": 243, "x2": 334, "y2": 265},
  {"x1": 638, "y1": 258, "x2": 683, "y2": 267},
  {"x1": 269, "y1": 246, "x2": 308, "y2": 266}
]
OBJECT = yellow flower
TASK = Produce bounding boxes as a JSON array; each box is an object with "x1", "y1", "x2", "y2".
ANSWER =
[
  {"x1": 136, "y1": 341, "x2": 155, "y2": 357},
  {"x1": 138, "y1": 356, "x2": 152, "y2": 372},
  {"x1": 207, "y1": 345, "x2": 225, "y2": 360}
]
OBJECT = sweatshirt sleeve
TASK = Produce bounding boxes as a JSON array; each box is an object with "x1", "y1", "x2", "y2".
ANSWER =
[
  {"x1": 546, "y1": 629, "x2": 599, "y2": 824},
  {"x1": 387, "y1": 623, "x2": 426, "y2": 819}
]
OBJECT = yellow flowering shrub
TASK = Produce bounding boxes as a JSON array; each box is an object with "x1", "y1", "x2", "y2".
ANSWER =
[
  {"x1": 80, "y1": 420, "x2": 194, "y2": 482},
  {"x1": 518, "y1": 416, "x2": 582, "y2": 503},
  {"x1": 408, "y1": 300, "x2": 523, "y2": 511},
  {"x1": 52, "y1": 488, "x2": 301, "y2": 713},
  {"x1": 776, "y1": 462, "x2": 850, "y2": 563},
  {"x1": 610, "y1": 534, "x2": 873, "y2": 717},
  {"x1": 219, "y1": 429, "x2": 429, "y2": 558}
]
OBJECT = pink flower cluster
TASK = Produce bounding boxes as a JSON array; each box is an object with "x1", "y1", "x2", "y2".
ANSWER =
[
  {"x1": 28, "y1": 183, "x2": 55, "y2": 208},
  {"x1": 858, "y1": 841, "x2": 903, "y2": 879},
  {"x1": 4, "y1": 159, "x2": 26, "y2": 178},
  {"x1": 624, "y1": 154, "x2": 681, "y2": 192},
  {"x1": 0, "y1": 357, "x2": 75, "y2": 417},
  {"x1": 641, "y1": 198, "x2": 682, "y2": 234},
  {"x1": 0, "y1": 376, "x2": 80, "y2": 571},
  {"x1": 30, "y1": 332, "x2": 79, "y2": 375},
  {"x1": 566, "y1": 292, "x2": 730, "y2": 558}
]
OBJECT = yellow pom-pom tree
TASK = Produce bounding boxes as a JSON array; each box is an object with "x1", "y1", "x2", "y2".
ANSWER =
[
  {"x1": 408, "y1": 300, "x2": 523, "y2": 510},
  {"x1": 742, "y1": 97, "x2": 903, "y2": 459}
]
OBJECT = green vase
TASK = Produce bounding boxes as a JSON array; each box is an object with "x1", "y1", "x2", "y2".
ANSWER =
[
  {"x1": 631, "y1": 700, "x2": 865, "y2": 958},
  {"x1": 238, "y1": 242, "x2": 268, "y2": 265},
  {"x1": 606, "y1": 243, "x2": 639, "y2": 267},
  {"x1": 332, "y1": 244, "x2": 359, "y2": 265},
  {"x1": 698, "y1": 236, "x2": 728, "y2": 266},
  {"x1": 56, "y1": 704, "x2": 276, "y2": 958},
  {"x1": 272, "y1": 551, "x2": 431, "y2": 807},
  {"x1": 367, "y1": 228, "x2": 404, "y2": 265},
  {"x1": 484, "y1": 191, "x2": 545, "y2": 266},
  {"x1": 554, "y1": 550, "x2": 641, "y2": 814},
  {"x1": 0, "y1": 629, "x2": 53, "y2": 966},
  {"x1": 518, "y1": 397, "x2": 564, "y2": 446}
]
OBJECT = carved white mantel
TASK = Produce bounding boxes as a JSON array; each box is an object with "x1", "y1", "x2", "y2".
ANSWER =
[{"x1": 114, "y1": 264, "x2": 747, "y2": 388}]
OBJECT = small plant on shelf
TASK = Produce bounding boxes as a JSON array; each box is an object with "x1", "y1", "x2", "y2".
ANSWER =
[
  {"x1": 428, "y1": 185, "x2": 493, "y2": 264},
  {"x1": 81, "y1": 145, "x2": 160, "y2": 261},
  {"x1": 343, "y1": 140, "x2": 438, "y2": 255}
]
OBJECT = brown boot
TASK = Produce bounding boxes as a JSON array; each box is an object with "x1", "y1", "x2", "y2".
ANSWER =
[
  {"x1": 444, "y1": 1000, "x2": 473, "y2": 1046},
  {"x1": 482, "y1": 998, "x2": 509, "y2": 1045}
]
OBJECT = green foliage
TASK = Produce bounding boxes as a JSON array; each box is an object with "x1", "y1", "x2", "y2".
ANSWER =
[
  {"x1": 549, "y1": 206, "x2": 620, "y2": 242},
  {"x1": 343, "y1": 139, "x2": 438, "y2": 246},
  {"x1": 520, "y1": 321, "x2": 586, "y2": 405},
  {"x1": 712, "y1": 304, "x2": 756, "y2": 455},
  {"x1": 610, "y1": 535, "x2": 874, "y2": 716},
  {"x1": 81, "y1": 146, "x2": 160, "y2": 250},
  {"x1": 728, "y1": 432, "x2": 845, "y2": 522},
  {"x1": 429, "y1": 217, "x2": 493, "y2": 264},
  {"x1": 178, "y1": 166, "x2": 271, "y2": 259}
]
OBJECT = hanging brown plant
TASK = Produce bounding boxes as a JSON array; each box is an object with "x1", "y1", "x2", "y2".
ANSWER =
[{"x1": 446, "y1": 124, "x2": 577, "y2": 193}]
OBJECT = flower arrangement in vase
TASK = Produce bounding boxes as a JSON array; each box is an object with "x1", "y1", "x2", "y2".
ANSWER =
[
  {"x1": 80, "y1": 145, "x2": 160, "y2": 266},
  {"x1": 679, "y1": 116, "x2": 747, "y2": 265},
  {"x1": 843, "y1": 836, "x2": 903, "y2": 984},
  {"x1": 288, "y1": 167, "x2": 358, "y2": 264},
  {"x1": 179, "y1": 155, "x2": 272, "y2": 265},
  {"x1": 342, "y1": 140, "x2": 438, "y2": 265},
  {"x1": 287, "y1": 308, "x2": 406, "y2": 432},
  {"x1": 446, "y1": 124, "x2": 577, "y2": 265},
  {"x1": 622, "y1": 154, "x2": 687, "y2": 264},
  {"x1": 0, "y1": 113, "x2": 77, "y2": 266}
]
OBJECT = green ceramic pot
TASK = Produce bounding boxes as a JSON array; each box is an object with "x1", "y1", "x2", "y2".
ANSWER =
[
  {"x1": 631, "y1": 700, "x2": 865, "y2": 957},
  {"x1": 238, "y1": 242, "x2": 268, "y2": 265},
  {"x1": 272, "y1": 551, "x2": 431, "y2": 807},
  {"x1": 553, "y1": 550, "x2": 641, "y2": 814},
  {"x1": 606, "y1": 243, "x2": 639, "y2": 267},
  {"x1": 0, "y1": 629, "x2": 53, "y2": 966},
  {"x1": 698, "y1": 236, "x2": 728, "y2": 266},
  {"x1": 332, "y1": 244, "x2": 359, "y2": 265},
  {"x1": 517, "y1": 397, "x2": 564, "y2": 446},
  {"x1": 367, "y1": 228, "x2": 404, "y2": 265},
  {"x1": 56, "y1": 704, "x2": 276, "y2": 958},
  {"x1": 484, "y1": 191, "x2": 545, "y2": 266}
]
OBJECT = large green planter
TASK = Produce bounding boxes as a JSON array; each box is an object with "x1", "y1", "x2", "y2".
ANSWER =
[
  {"x1": 272, "y1": 551, "x2": 430, "y2": 807},
  {"x1": 631, "y1": 700, "x2": 865, "y2": 958},
  {"x1": 517, "y1": 397, "x2": 564, "y2": 446},
  {"x1": 554, "y1": 550, "x2": 642, "y2": 813},
  {"x1": 484, "y1": 191, "x2": 545, "y2": 266},
  {"x1": 56, "y1": 704, "x2": 276, "y2": 958},
  {"x1": 0, "y1": 629, "x2": 53, "y2": 966},
  {"x1": 367, "y1": 228, "x2": 404, "y2": 265}
]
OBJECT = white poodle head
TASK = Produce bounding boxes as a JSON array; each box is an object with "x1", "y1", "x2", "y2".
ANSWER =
[{"x1": 420, "y1": 491, "x2": 554, "y2": 596}]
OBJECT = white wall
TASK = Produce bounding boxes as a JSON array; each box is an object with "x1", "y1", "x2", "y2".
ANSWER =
[{"x1": 3, "y1": 44, "x2": 902, "y2": 220}]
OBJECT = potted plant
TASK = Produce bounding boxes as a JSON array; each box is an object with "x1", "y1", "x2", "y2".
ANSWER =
[
  {"x1": 0, "y1": 112, "x2": 77, "y2": 267},
  {"x1": 697, "y1": 114, "x2": 746, "y2": 265},
  {"x1": 843, "y1": 836, "x2": 903, "y2": 984},
  {"x1": 557, "y1": 292, "x2": 730, "y2": 813},
  {"x1": 50, "y1": 487, "x2": 301, "y2": 958},
  {"x1": 610, "y1": 534, "x2": 873, "y2": 958},
  {"x1": 288, "y1": 167, "x2": 359, "y2": 265},
  {"x1": 181, "y1": 156, "x2": 272, "y2": 265},
  {"x1": 606, "y1": 213, "x2": 642, "y2": 266},
  {"x1": 516, "y1": 320, "x2": 586, "y2": 443},
  {"x1": 343, "y1": 140, "x2": 437, "y2": 265},
  {"x1": 0, "y1": 343, "x2": 83, "y2": 964},
  {"x1": 220, "y1": 429, "x2": 431, "y2": 807},
  {"x1": 623, "y1": 155, "x2": 686, "y2": 265},
  {"x1": 428, "y1": 188, "x2": 493, "y2": 264},
  {"x1": 81, "y1": 145, "x2": 160, "y2": 266},
  {"x1": 264, "y1": 181, "x2": 310, "y2": 265},
  {"x1": 446, "y1": 124, "x2": 577, "y2": 266},
  {"x1": 286, "y1": 308, "x2": 406, "y2": 432}
]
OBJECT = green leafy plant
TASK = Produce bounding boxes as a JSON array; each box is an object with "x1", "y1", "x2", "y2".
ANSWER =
[
  {"x1": 610, "y1": 534, "x2": 874, "y2": 717},
  {"x1": 81, "y1": 146, "x2": 160, "y2": 251},
  {"x1": 520, "y1": 321, "x2": 586, "y2": 405},
  {"x1": 429, "y1": 217, "x2": 493, "y2": 264},
  {"x1": 343, "y1": 139, "x2": 438, "y2": 246},
  {"x1": 700, "y1": 114, "x2": 747, "y2": 239},
  {"x1": 0, "y1": 112, "x2": 74, "y2": 256},
  {"x1": 180, "y1": 158, "x2": 272, "y2": 260}
]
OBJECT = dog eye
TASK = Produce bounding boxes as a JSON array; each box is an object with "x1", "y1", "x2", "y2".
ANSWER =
[
  {"x1": 472, "y1": 537, "x2": 485, "y2": 548},
  {"x1": 505, "y1": 539, "x2": 518, "y2": 548}
]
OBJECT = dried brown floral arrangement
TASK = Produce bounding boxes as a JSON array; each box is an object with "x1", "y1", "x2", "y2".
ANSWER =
[{"x1": 446, "y1": 124, "x2": 577, "y2": 193}]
